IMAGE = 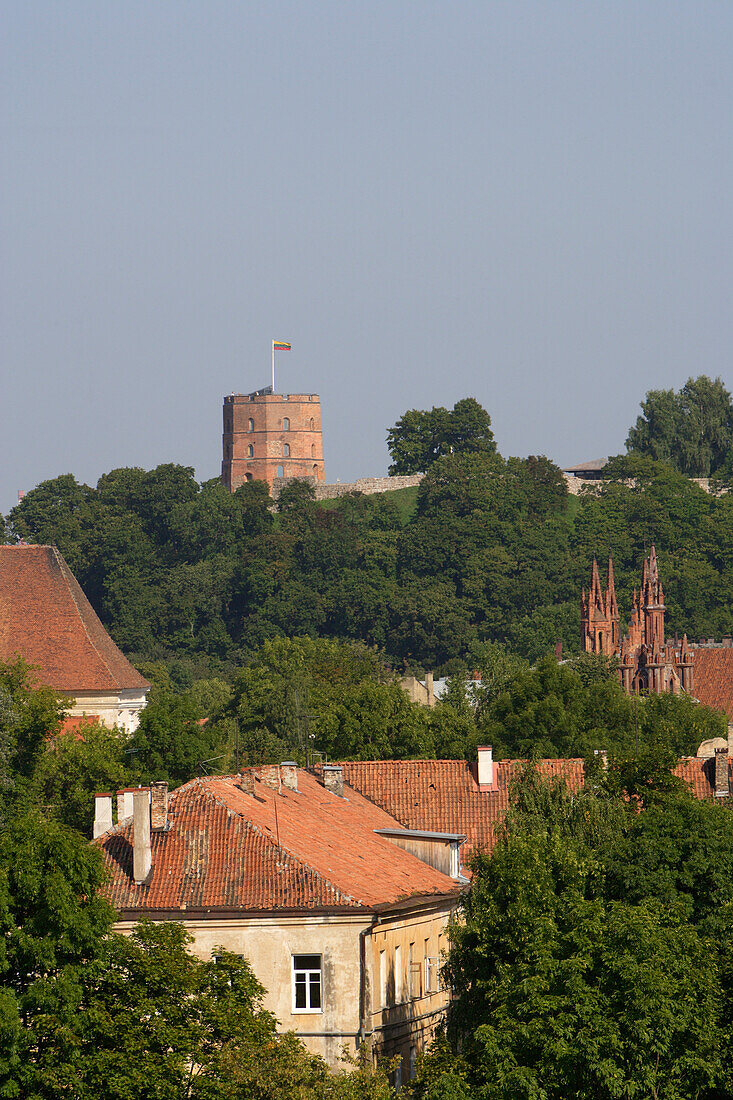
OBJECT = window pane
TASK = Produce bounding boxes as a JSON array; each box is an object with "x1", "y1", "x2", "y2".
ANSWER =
[
  {"x1": 309, "y1": 972, "x2": 321, "y2": 1009},
  {"x1": 294, "y1": 954, "x2": 321, "y2": 970},
  {"x1": 295, "y1": 975, "x2": 306, "y2": 1009}
]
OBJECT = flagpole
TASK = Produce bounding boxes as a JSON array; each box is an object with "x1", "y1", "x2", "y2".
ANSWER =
[{"x1": 271, "y1": 341, "x2": 275, "y2": 392}]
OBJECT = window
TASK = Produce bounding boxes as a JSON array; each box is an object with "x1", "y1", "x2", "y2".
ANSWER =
[
  {"x1": 248, "y1": 418, "x2": 254, "y2": 432},
  {"x1": 247, "y1": 444, "x2": 254, "y2": 457},
  {"x1": 310, "y1": 417, "x2": 315, "y2": 431},
  {"x1": 283, "y1": 417, "x2": 290, "y2": 431},
  {"x1": 409, "y1": 1047, "x2": 417, "y2": 1080},
  {"x1": 380, "y1": 949, "x2": 387, "y2": 1007},
  {"x1": 408, "y1": 942, "x2": 421, "y2": 999},
  {"x1": 245, "y1": 473, "x2": 253, "y2": 482},
  {"x1": 394, "y1": 944, "x2": 403, "y2": 1003},
  {"x1": 311, "y1": 444, "x2": 316, "y2": 457},
  {"x1": 292, "y1": 954, "x2": 322, "y2": 1012},
  {"x1": 276, "y1": 464, "x2": 284, "y2": 478},
  {"x1": 283, "y1": 443, "x2": 290, "y2": 457}
]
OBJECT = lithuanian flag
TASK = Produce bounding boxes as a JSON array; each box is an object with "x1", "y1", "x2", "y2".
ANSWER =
[{"x1": 273, "y1": 340, "x2": 291, "y2": 351}]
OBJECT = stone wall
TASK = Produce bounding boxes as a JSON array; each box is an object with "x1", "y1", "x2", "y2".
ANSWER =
[{"x1": 271, "y1": 473, "x2": 423, "y2": 501}]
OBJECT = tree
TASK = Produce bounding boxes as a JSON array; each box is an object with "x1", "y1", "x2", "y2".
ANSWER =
[
  {"x1": 0, "y1": 660, "x2": 65, "y2": 817},
  {"x1": 0, "y1": 811, "x2": 115, "y2": 1097},
  {"x1": 418, "y1": 774, "x2": 730, "y2": 1100},
  {"x1": 387, "y1": 399, "x2": 496, "y2": 475},
  {"x1": 31, "y1": 722, "x2": 133, "y2": 834},
  {"x1": 626, "y1": 376, "x2": 733, "y2": 477}
]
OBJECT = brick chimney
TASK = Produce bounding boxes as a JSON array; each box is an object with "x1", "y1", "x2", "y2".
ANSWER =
[
  {"x1": 322, "y1": 764, "x2": 344, "y2": 798},
  {"x1": 93, "y1": 793, "x2": 113, "y2": 838},
  {"x1": 116, "y1": 788, "x2": 135, "y2": 823},
  {"x1": 714, "y1": 747, "x2": 729, "y2": 798},
  {"x1": 150, "y1": 781, "x2": 169, "y2": 830},
  {"x1": 425, "y1": 671, "x2": 434, "y2": 707},
  {"x1": 238, "y1": 770, "x2": 255, "y2": 795},
  {"x1": 260, "y1": 764, "x2": 281, "y2": 791},
  {"x1": 280, "y1": 762, "x2": 298, "y2": 792},
  {"x1": 133, "y1": 788, "x2": 152, "y2": 883}
]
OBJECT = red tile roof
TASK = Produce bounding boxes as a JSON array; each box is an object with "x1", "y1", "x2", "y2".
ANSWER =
[
  {"x1": 691, "y1": 648, "x2": 733, "y2": 718},
  {"x1": 0, "y1": 545, "x2": 149, "y2": 693},
  {"x1": 334, "y1": 759, "x2": 586, "y2": 859},
  {"x1": 675, "y1": 755, "x2": 733, "y2": 800},
  {"x1": 98, "y1": 771, "x2": 461, "y2": 916}
]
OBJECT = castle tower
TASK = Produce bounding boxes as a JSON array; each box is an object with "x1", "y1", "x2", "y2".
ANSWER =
[{"x1": 222, "y1": 388, "x2": 325, "y2": 492}]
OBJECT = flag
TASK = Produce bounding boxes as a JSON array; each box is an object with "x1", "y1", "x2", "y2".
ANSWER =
[{"x1": 273, "y1": 341, "x2": 291, "y2": 351}]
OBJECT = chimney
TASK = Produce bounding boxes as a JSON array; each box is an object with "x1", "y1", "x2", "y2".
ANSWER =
[
  {"x1": 133, "y1": 788, "x2": 152, "y2": 883},
  {"x1": 116, "y1": 788, "x2": 134, "y2": 823},
  {"x1": 715, "y1": 747, "x2": 730, "y2": 798},
  {"x1": 260, "y1": 764, "x2": 281, "y2": 791},
  {"x1": 425, "y1": 671, "x2": 434, "y2": 706},
  {"x1": 477, "y1": 746, "x2": 493, "y2": 788},
  {"x1": 280, "y1": 762, "x2": 298, "y2": 792},
  {"x1": 322, "y1": 764, "x2": 344, "y2": 798},
  {"x1": 238, "y1": 770, "x2": 255, "y2": 795},
  {"x1": 150, "y1": 781, "x2": 169, "y2": 830},
  {"x1": 93, "y1": 793, "x2": 113, "y2": 838}
]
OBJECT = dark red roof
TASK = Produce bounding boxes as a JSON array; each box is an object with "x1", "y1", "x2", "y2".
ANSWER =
[
  {"x1": 0, "y1": 545, "x2": 149, "y2": 693},
  {"x1": 675, "y1": 755, "x2": 733, "y2": 799},
  {"x1": 692, "y1": 648, "x2": 733, "y2": 718},
  {"x1": 335, "y1": 759, "x2": 586, "y2": 859},
  {"x1": 98, "y1": 771, "x2": 460, "y2": 915}
]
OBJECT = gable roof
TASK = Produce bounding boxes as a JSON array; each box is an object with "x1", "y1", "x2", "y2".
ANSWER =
[
  {"x1": 98, "y1": 771, "x2": 461, "y2": 916},
  {"x1": 0, "y1": 545, "x2": 149, "y2": 693},
  {"x1": 334, "y1": 759, "x2": 587, "y2": 859},
  {"x1": 691, "y1": 648, "x2": 733, "y2": 718}
]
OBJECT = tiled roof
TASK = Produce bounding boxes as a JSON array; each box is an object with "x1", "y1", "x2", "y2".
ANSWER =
[
  {"x1": 0, "y1": 545, "x2": 149, "y2": 693},
  {"x1": 691, "y1": 648, "x2": 733, "y2": 718},
  {"x1": 98, "y1": 771, "x2": 460, "y2": 915},
  {"x1": 334, "y1": 759, "x2": 586, "y2": 859},
  {"x1": 675, "y1": 755, "x2": 733, "y2": 800}
]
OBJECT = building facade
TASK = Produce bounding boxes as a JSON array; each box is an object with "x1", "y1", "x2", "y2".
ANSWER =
[
  {"x1": 0, "y1": 545, "x2": 149, "y2": 732},
  {"x1": 222, "y1": 388, "x2": 325, "y2": 491},
  {"x1": 95, "y1": 766, "x2": 461, "y2": 1083}
]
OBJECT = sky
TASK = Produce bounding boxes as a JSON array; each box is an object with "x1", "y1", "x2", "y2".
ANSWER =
[{"x1": 3, "y1": 2, "x2": 733, "y2": 515}]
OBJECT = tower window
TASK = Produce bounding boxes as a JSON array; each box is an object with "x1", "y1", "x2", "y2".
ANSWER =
[
  {"x1": 310, "y1": 417, "x2": 314, "y2": 431},
  {"x1": 277, "y1": 465, "x2": 284, "y2": 478},
  {"x1": 247, "y1": 444, "x2": 254, "y2": 457},
  {"x1": 248, "y1": 418, "x2": 254, "y2": 432},
  {"x1": 283, "y1": 443, "x2": 290, "y2": 457},
  {"x1": 283, "y1": 417, "x2": 290, "y2": 431},
  {"x1": 311, "y1": 444, "x2": 315, "y2": 458}
]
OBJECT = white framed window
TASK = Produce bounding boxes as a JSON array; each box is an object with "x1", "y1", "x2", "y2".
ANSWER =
[
  {"x1": 394, "y1": 944, "x2": 403, "y2": 1003},
  {"x1": 380, "y1": 949, "x2": 387, "y2": 1007},
  {"x1": 424, "y1": 956, "x2": 439, "y2": 994},
  {"x1": 276, "y1": 464, "x2": 284, "y2": 478},
  {"x1": 292, "y1": 954, "x2": 322, "y2": 1013}
]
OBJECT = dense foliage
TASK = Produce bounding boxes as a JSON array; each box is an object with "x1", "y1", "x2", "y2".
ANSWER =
[
  {"x1": 626, "y1": 374, "x2": 733, "y2": 478},
  {"x1": 386, "y1": 397, "x2": 497, "y2": 474},
  {"x1": 410, "y1": 767, "x2": 733, "y2": 1099}
]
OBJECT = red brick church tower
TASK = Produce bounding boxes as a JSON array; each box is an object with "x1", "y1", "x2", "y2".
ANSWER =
[
  {"x1": 221, "y1": 388, "x2": 325, "y2": 492},
  {"x1": 582, "y1": 546, "x2": 694, "y2": 696}
]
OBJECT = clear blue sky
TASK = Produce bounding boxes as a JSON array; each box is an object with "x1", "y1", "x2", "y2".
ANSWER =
[{"x1": 3, "y1": 2, "x2": 733, "y2": 514}]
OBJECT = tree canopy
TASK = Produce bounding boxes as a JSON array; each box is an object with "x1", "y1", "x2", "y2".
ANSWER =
[
  {"x1": 386, "y1": 398, "x2": 496, "y2": 474},
  {"x1": 626, "y1": 375, "x2": 733, "y2": 477}
]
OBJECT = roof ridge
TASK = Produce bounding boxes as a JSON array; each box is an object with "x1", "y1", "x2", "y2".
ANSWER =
[{"x1": 51, "y1": 546, "x2": 120, "y2": 686}]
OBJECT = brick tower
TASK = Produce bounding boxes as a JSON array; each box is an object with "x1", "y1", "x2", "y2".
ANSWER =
[{"x1": 221, "y1": 388, "x2": 325, "y2": 492}]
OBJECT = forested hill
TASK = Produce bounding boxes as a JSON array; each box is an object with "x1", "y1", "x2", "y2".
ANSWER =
[{"x1": 4, "y1": 450, "x2": 733, "y2": 672}]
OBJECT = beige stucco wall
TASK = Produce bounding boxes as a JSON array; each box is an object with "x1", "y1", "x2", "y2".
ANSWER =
[
  {"x1": 114, "y1": 913, "x2": 370, "y2": 1067},
  {"x1": 366, "y1": 901, "x2": 455, "y2": 1086},
  {"x1": 63, "y1": 688, "x2": 148, "y2": 734}
]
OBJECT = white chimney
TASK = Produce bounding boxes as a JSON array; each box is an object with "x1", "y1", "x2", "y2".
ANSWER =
[
  {"x1": 93, "y1": 793, "x2": 113, "y2": 838},
  {"x1": 477, "y1": 746, "x2": 494, "y2": 788},
  {"x1": 116, "y1": 788, "x2": 135, "y2": 822},
  {"x1": 133, "y1": 789, "x2": 152, "y2": 883}
]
